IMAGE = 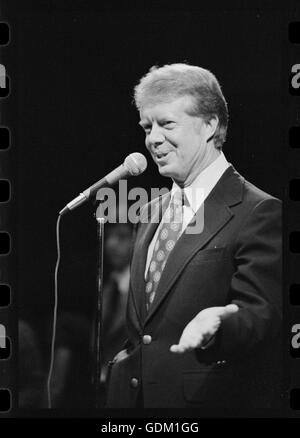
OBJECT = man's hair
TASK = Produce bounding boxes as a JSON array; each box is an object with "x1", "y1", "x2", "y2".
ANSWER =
[{"x1": 133, "y1": 63, "x2": 228, "y2": 149}]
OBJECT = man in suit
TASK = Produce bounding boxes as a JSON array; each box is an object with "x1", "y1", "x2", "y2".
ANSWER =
[{"x1": 106, "y1": 63, "x2": 282, "y2": 409}]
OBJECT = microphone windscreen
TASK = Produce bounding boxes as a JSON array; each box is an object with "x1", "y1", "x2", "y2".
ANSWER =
[{"x1": 124, "y1": 152, "x2": 147, "y2": 176}]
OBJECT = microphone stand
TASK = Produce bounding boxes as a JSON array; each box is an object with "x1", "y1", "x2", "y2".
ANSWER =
[{"x1": 93, "y1": 210, "x2": 105, "y2": 409}]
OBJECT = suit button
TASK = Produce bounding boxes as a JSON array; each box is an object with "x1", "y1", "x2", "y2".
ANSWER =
[
  {"x1": 143, "y1": 335, "x2": 152, "y2": 345},
  {"x1": 130, "y1": 378, "x2": 139, "y2": 388}
]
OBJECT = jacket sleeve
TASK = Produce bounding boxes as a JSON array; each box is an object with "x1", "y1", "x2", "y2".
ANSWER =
[{"x1": 212, "y1": 197, "x2": 282, "y2": 358}]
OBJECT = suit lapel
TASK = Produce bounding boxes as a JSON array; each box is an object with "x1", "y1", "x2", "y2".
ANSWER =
[
  {"x1": 145, "y1": 194, "x2": 232, "y2": 322},
  {"x1": 145, "y1": 165, "x2": 244, "y2": 324},
  {"x1": 130, "y1": 165, "x2": 245, "y2": 326}
]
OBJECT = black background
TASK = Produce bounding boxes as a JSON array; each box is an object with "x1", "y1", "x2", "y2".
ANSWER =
[
  {"x1": 14, "y1": 4, "x2": 284, "y2": 334},
  {"x1": 2, "y1": 1, "x2": 292, "y2": 416}
]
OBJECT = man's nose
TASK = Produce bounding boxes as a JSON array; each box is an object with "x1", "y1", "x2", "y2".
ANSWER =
[{"x1": 147, "y1": 125, "x2": 164, "y2": 147}]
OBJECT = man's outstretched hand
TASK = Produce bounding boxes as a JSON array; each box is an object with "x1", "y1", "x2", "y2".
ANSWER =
[{"x1": 170, "y1": 304, "x2": 238, "y2": 354}]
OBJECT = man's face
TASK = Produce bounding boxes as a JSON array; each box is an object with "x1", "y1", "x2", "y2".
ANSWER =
[{"x1": 139, "y1": 96, "x2": 211, "y2": 186}]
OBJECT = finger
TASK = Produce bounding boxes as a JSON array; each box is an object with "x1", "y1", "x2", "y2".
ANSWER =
[
  {"x1": 220, "y1": 303, "x2": 239, "y2": 320},
  {"x1": 170, "y1": 344, "x2": 192, "y2": 354},
  {"x1": 170, "y1": 344, "x2": 182, "y2": 353}
]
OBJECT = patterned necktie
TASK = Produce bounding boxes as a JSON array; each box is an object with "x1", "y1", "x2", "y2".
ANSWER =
[{"x1": 145, "y1": 189, "x2": 184, "y2": 311}]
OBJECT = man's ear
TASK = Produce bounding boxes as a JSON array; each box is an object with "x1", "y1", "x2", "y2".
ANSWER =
[{"x1": 205, "y1": 116, "x2": 219, "y2": 142}]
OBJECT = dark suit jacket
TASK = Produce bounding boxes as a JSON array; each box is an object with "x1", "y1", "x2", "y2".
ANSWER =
[
  {"x1": 101, "y1": 275, "x2": 128, "y2": 380},
  {"x1": 106, "y1": 166, "x2": 282, "y2": 409}
]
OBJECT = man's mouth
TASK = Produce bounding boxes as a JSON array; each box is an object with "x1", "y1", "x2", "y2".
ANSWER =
[{"x1": 155, "y1": 151, "x2": 170, "y2": 160}]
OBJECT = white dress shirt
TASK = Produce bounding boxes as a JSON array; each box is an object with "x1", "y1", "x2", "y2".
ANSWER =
[{"x1": 145, "y1": 152, "x2": 230, "y2": 278}]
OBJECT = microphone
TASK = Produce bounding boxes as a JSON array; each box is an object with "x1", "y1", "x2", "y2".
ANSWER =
[{"x1": 59, "y1": 152, "x2": 147, "y2": 215}]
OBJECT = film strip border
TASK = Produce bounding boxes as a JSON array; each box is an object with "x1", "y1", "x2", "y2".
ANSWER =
[
  {"x1": 0, "y1": 12, "x2": 12, "y2": 414},
  {"x1": 0, "y1": 13, "x2": 300, "y2": 418},
  {"x1": 288, "y1": 19, "x2": 300, "y2": 412}
]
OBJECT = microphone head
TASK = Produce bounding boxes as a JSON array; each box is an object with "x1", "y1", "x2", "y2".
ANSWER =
[{"x1": 124, "y1": 152, "x2": 148, "y2": 176}]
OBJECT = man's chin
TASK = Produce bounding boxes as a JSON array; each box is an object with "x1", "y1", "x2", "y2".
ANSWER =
[
  {"x1": 159, "y1": 167, "x2": 185, "y2": 182},
  {"x1": 157, "y1": 163, "x2": 176, "y2": 178}
]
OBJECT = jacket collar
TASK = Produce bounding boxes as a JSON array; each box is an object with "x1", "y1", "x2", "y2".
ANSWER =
[{"x1": 130, "y1": 165, "x2": 244, "y2": 327}]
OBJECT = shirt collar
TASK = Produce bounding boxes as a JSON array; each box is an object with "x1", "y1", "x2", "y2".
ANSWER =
[{"x1": 171, "y1": 152, "x2": 230, "y2": 213}]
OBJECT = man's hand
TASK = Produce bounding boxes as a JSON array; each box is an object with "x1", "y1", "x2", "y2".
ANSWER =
[{"x1": 170, "y1": 304, "x2": 238, "y2": 354}]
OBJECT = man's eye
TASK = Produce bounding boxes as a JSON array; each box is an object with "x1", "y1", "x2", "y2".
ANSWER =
[
  {"x1": 140, "y1": 124, "x2": 151, "y2": 133},
  {"x1": 164, "y1": 121, "x2": 175, "y2": 128}
]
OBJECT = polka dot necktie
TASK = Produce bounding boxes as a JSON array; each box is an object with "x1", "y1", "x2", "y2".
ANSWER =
[{"x1": 145, "y1": 189, "x2": 184, "y2": 311}]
